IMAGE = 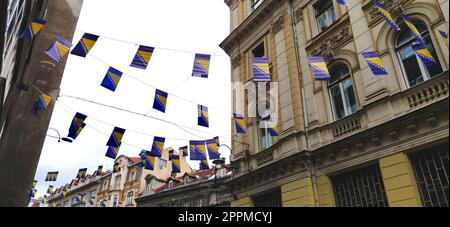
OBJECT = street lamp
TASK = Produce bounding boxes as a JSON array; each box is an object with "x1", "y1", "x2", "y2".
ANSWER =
[{"x1": 47, "y1": 128, "x2": 73, "y2": 143}]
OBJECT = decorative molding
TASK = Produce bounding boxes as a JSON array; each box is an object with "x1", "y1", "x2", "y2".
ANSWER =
[
  {"x1": 310, "y1": 25, "x2": 351, "y2": 60},
  {"x1": 272, "y1": 16, "x2": 284, "y2": 34}
]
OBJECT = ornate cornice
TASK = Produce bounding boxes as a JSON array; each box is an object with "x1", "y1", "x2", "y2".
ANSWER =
[{"x1": 272, "y1": 16, "x2": 284, "y2": 34}]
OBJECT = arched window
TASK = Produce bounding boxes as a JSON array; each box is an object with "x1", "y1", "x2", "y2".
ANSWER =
[
  {"x1": 329, "y1": 64, "x2": 358, "y2": 120},
  {"x1": 396, "y1": 21, "x2": 443, "y2": 87}
]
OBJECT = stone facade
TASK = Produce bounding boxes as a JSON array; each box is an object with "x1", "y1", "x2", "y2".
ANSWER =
[{"x1": 221, "y1": 0, "x2": 449, "y2": 207}]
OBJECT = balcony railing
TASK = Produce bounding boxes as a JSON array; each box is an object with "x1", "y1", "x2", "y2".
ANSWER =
[
  {"x1": 256, "y1": 149, "x2": 274, "y2": 166},
  {"x1": 406, "y1": 75, "x2": 449, "y2": 109},
  {"x1": 331, "y1": 113, "x2": 363, "y2": 139}
]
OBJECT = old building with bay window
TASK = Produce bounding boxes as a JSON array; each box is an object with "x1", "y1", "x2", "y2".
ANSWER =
[{"x1": 221, "y1": 0, "x2": 448, "y2": 207}]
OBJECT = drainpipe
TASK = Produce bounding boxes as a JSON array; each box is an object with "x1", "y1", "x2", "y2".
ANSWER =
[{"x1": 287, "y1": 0, "x2": 319, "y2": 207}]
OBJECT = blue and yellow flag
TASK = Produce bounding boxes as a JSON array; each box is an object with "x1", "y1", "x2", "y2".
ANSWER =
[
  {"x1": 21, "y1": 18, "x2": 46, "y2": 39},
  {"x1": 47, "y1": 185, "x2": 54, "y2": 194},
  {"x1": 29, "y1": 188, "x2": 37, "y2": 199},
  {"x1": 253, "y1": 57, "x2": 271, "y2": 82},
  {"x1": 131, "y1": 45, "x2": 155, "y2": 70},
  {"x1": 206, "y1": 139, "x2": 221, "y2": 160},
  {"x1": 337, "y1": 0, "x2": 348, "y2": 6},
  {"x1": 105, "y1": 144, "x2": 121, "y2": 160},
  {"x1": 45, "y1": 172, "x2": 59, "y2": 182},
  {"x1": 96, "y1": 166, "x2": 103, "y2": 176},
  {"x1": 32, "y1": 180, "x2": 38, "y2": 188},
  {"x1": 265, "y1": 121, "x2": 280, "y2": 137},
  {"x1": 77, "y1": 168, "x2": 88, "y2": 179},
  {"x1": 149, "y1": 136, "x2": 165, "y2": 157},
  {"x1": 169, "y1": 149, "x2": 179, "y2": 161},
  {"x1": 214, "y1": 136, "x2": 220, "y2": 147},
  {"x1": 180, "y1": 146, "x2": 189, "y2": 157},
  {"x1": 153, "y1": 89, "x2": 168, "y2": 113},
  {"x1": 373, "y1": 0, "x2": 400, "y2": 31},
  {"x1": 190, "y1": 140, "x2": 207, "y2": 161},
  {"x1": 198, "y1": 105, "x2": 209, "y2": 128},
  {"x1": 45, "y1": 36, "x2": 73, "y2": 63},
  {"x1": 234, "y1": 113, "x2": 247, "y2": 135},
  {"x1": 309, "y1": 57, "x2": 331, "y2": 81},
  {"x1": 192, "y1": 54, "x2": 211, "y2": 78},
  {"x1": 106, "y1": 127, "x2": 126, "y2": 148},
  {"x1": 141, "y1": 151, "x2": 156, "y2": 170},
  {"x1": 362, "y1": 51, "x2": 389, "y2": 76},
  {"x1": 89, "y1": 196, "x2": 96, "y2": 206},
  {"x1": 113, "y1": 162, "x2": 120, "y2": 173},
  {"x1": 439, "y1": 30, "x2": 449, "y2": 47},
  {"x1": 101, "y1": 67, "x2": 123, "y2": 92},
  {"x1": 31, "y1": 93, "x2": 51, "y2": 116},
  {"x1": 401, "y1": 14, "x2": 425, "y2": 43},
  {"x1": 172, "y1": 155, "x2": 181, "y2": 174},
  {"x1": 200, "y1": 159, "x2": 210, "y2": 170},
  {"x1": 67, "y1": 112, "x2": 87, "y2": 141},
  {"x1": 412, "y1": 43, "x2": 437, "y2": 67},
  {"x1": 71, "y1": 33, "x2": 99, "y2": 57}
]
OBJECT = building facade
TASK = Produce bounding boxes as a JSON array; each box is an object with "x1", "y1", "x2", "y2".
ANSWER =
[
  {"x1": 221, "y1": 0, "x2": 449, "y2": 207},
  {"x1": 0, "y1": 0, "x2": 84, "y2": 206},
  {"x1": 136, "y1": 162, "x2": 232, "y2": 207}
]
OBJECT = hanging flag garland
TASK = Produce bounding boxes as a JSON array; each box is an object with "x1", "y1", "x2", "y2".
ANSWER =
[
  {"x1": 76, "y1": 168, "x2": 88, "y2": 179},
  {"x1": 197, "y1": 105, "x2": 209, "y2": 128},
  {"x1": 45, "y1": 172, "x2": 59, "y2": 182},
  {"x1": 47, "y1": 185, "x2": 54, "y2": 194},
  {"x1": 411, "y1": 43, "x2": 437, "y2": 67},
  {"x1": 153, "y1": 89, "x2": 169, "y2": 113},
  {"x1": 32, "y1": 93, "x2": 52, "y2": 116},
  {"x1": 180, "y1": 146, "x2": 189, "y2": 157},
  {"x1": 373, "y1": 0, "x2": 401, "y2": 31},
  {"x1": 206, "y1": 139, "x2": 221, "y2": 161},
  {"x1": 171, "y1": 155, "x2": 181, "y2": 174},
  {"x1": 71, "y1": 33, "x2": 100, "y2": 58},
  {"x1": 401, "y1": 14, "x2": 426, "y2": 43},
  {"x1": 233, "y1": 113, "x2": 247, "y2": 135},
  {"x1": 253, "y1": 57, "x2": 271, "y2": 82},
  {"x1": 21, "y1": 18, "x2": 46, "y2": 40},
  {"x1": 192, "y1": 54, "x2": 211, "y2": 78},
  {"x1": 362, "y1": 51, "x2": 389, "y2": 76},
  {"x1": 149, "y1": 136, "x2": 165, "y2": 157},
  {"x1": 141, "y1": 151, "x2": 156, "y2": 170},
  {"x1": 66, "y1": 112, "x2": 88, "y2": 142},
  {"x1": 309, "y1": 57, "x2": 331, "y2": 81},
  {"x1": 45, "y1": 36, "x2": 73, "y2": 63},
  {"x1": 199, "y1": 159, "x2": 210, "y2": 170},
  {"x1": 130, "y1": 45, "x2": 155, "y2": 70},
  {"x1": 101, "y1": 67, "x2": 123, "y2": 92},
  {"x1": 113, "y1": 162, "x2": 120, "y2": 173},
  {"x1": 106, "y1": 127, "x2": 126, "y2": 148},
  {"x1": 189, "y1": 140, "x2": 207, "y2": 161},
  {"x1": 105, "y1": 144, "x2": 121, "y2": 159}
]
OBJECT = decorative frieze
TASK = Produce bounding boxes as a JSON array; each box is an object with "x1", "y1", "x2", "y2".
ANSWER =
[
  {"x1": 272, "y1": 16, "x2": 284, "y2": 34},
  {"x1": 310, "y1": 26, "x2": 351, "y2": 60}
]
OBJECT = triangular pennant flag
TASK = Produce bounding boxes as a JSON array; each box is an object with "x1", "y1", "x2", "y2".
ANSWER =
[
  {"x1": 253, "y1": 57, "x2": 271, "y2": 82},
  {"x1": 439, "y1": 30, "x2": 449, "y2": 47},
  {"x1": 373, "y1": 0, "x2": 400, "y2": 31},
  {"x1": 32, "y1": 180, "x2": 38, "y2": 188},
  {"x1": 149, "y1": 137, "x2": 165, "y2": 157},
  {"x1": 45, "y1": 37, "x2": 73, "y2": 63},
  {"x1": 21, "y1": 18, "x2": 46, "y2": 40},
  {"x1": 265, "y1": 121, "x2": 280, "y2": 137},
  {"x1": 192, "y1": 54, "x2": 211, "y2": 78},
  {"x1": 362, "y1": 51, "x2": 389, "y2": 76},
  {"x1": 70, "y1": 33, "x2": 100, "y2": 57},
  {"x1": 189, "y1": 140, "x2": 207, "y2": 161},
  {"x1": 131, "y1": 45, "x2": 155, "y2": 70},
  {"x1": 337, "y1": 0, "x2": 348, "y2": 6},
  {"x1": 401, "y1": 14, "x2": 426, "y2": 44},
  {"x1": 198, "y1": 105, "x2": 209, "y2": 128},
  {"x1": 101, "y1": 67, "x2": 123, "y2": 92},
  {"x1": 106, "y1": 127, "x2": 126, "y2": 148},
  {"x1": 153, "y1": 89, "x2": 168, "y2": 113},
  {"x1": 113, "y1": 162, "x2": 120, "y2": 173},
  {"x1": 47, "y1": 185, "x2": 54, "y2": 194},
  {"x1": 309, "y1": 57, "x2": 331, "y2": 81},
  {"x1": 233, "y1": 113, "x2": 247, "y2": 135},
  {"x1": 411, "y1": 43, "x2": 437, "y2": 67},
  {"x1": 89, "y1": 195, "x2": 96, "y2": 206},
  {"x1": 180, "y1": 146, "x2": 189, "y2": 157},
  {"x1": 31, "y1": 93, "x2": 52, "y2": 116},
  {"x1": 67, "y1": 112, "x2": 88, "y2": 141},
  {"x1": 77, "y1": 168, "x2": 88, "y2": 179},
  {"x1": 206, "y1": 139, "x2": 221, "y2": 160}
]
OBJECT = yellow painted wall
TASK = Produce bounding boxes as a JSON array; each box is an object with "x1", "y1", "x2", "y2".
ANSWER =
[
  {"x1": 281, "y1": 178, "x2": 315, "y2": 207},
  {"x1": 379, "y1": 152, "x2": 422, "y2": 207},
  {"x1": 316, "y1": 175, "x2": 335, "y2": 207},
  {"x1": 231, "y1": 197, "x2": 254, "y2": 207}
]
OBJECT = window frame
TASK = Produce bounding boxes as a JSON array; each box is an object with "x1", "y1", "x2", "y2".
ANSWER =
[
  {"x1": 314, "y1": 0, "x2": 337, "y2": 32},
  {"x1": 328, "y1": 64, "x2": 358, "y2": 121}
]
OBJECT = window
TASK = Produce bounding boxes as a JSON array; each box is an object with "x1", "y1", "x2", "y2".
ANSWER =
[
  {"x1": 168, "y1": 180, "x2": 174, "y2": 189},
  {"x1": 315, "y1": 0, "x2": 336, "y2": 31},
  {"x1": 114, "y1": 175, "x2": 121, "y2": 190},
  {"x1": 126, "y1": 191, "x2": 134, "y2": 206},
  {"x1": 251, "y1": 0, "x2": 263, "y2": 12},
  {"x1": 409, "y1": 144, "x2": 449, "y2": 207},
  {"x1": 329, "y1": 64, "x2": 358, "y2": 120},
  {"x1": 158, "y1": 158, "x2": 168, "y2": 169},
  {"x1": 145, "y1": 179, "x2": 154, "y2": 194},
  {"x1": 129, "y1": 169, "x2": 136, "y2": 182},
  {"x1": 332, "y1": 164, "x2": 389, "y2": 207},
  {"x1": 396, "y1": 21, "x2": 443, "y2": 88},
  {"x1": 253, "y1": 189, "x2": 282, "y2": 207},
  {"x1": 112, "y1": 195, "x2": 118, "y2": 207}
]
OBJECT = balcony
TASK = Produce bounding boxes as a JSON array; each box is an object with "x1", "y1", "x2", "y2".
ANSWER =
[
  {"x1": 331, "y1": 113, "x2": 363, "y2": 139},
  {"x1": 255, "y1": 149, "x2": 274, "y2": 167},
  {"x1": 406, "y1": 75, "x2": 449, "y2": 109}
]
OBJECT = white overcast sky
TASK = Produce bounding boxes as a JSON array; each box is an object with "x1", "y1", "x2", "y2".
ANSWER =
[{"x1": 33, "y1": 0, "x2": 231, "y2": 199}]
